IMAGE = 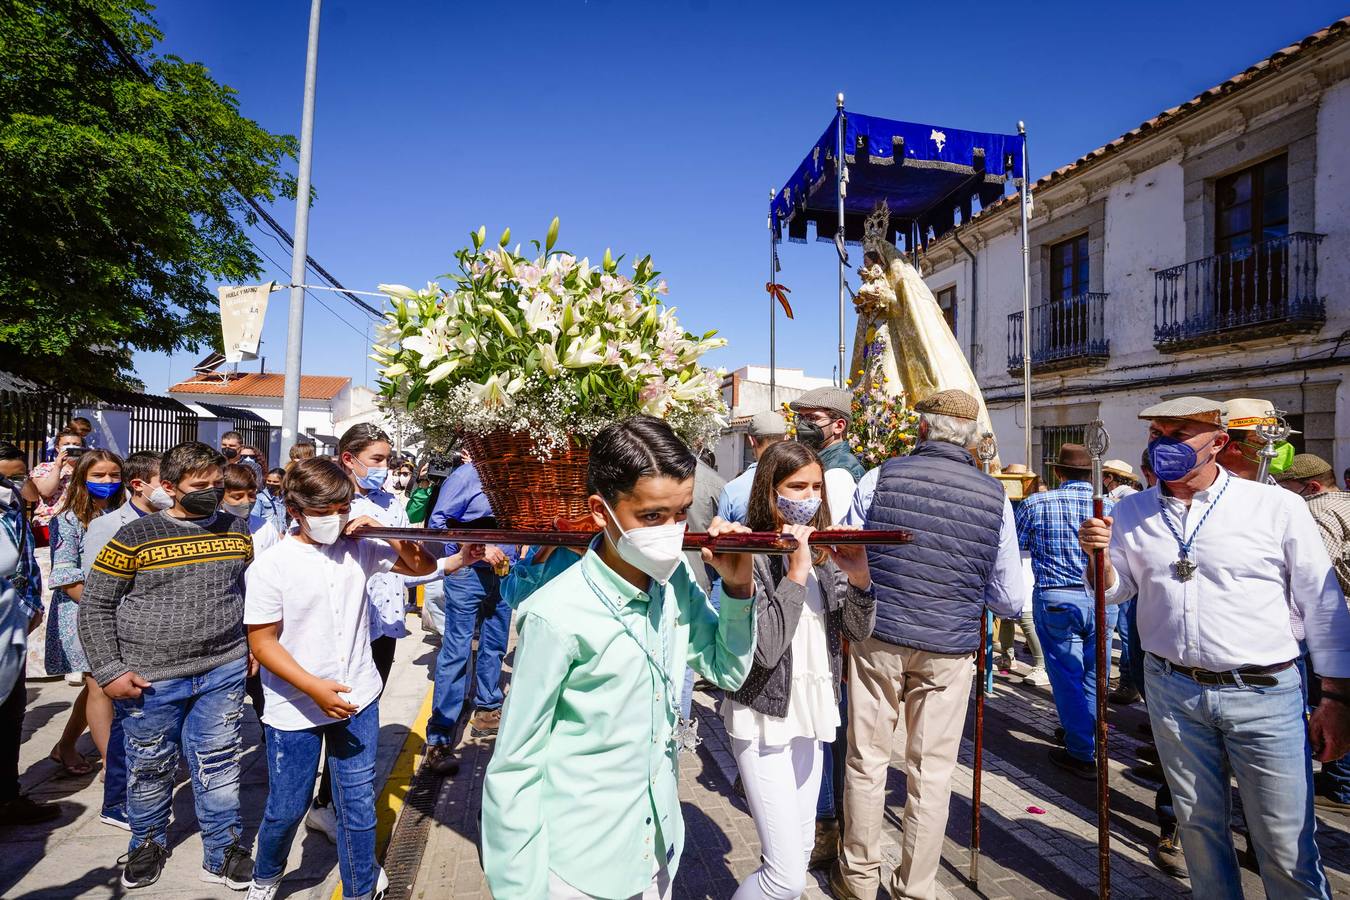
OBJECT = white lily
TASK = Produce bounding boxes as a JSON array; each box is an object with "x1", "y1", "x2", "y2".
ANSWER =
[
  {"x1": 425, "y1": 359, "x2": 460, "y2": 385},
  {"x1": 538, "y1": 342, "x2": 560, "y2": 376},
  {"x1": 380, "y1": 362, "x2": 409, "y2": 378},
  {"x1": 378, "y1": 283, "x2": 419, "y2": 300},
  {"x1": 562, "y1": 333, "x2": 604, "y2": 368},
  {"x1": 518, "y1": 293, "x2": 560, "y2": 338}
]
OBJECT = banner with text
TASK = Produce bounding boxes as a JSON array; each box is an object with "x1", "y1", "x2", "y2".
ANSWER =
[{"x1": 218, "y1": 282, "x2": 273, "y2": 363}]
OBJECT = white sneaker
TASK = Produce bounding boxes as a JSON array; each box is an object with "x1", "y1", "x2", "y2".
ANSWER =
[
  {"x1": 305, "y1": 802, "x2": 338, "y2": 844},
  {"x1": 1024, "y1": 666, "x2": 1051, "y2": 686},
  {"x1": 246, "y1": 879, "x2": 280, "y2": 900},
  {"x1": 99, "y1": 812, "x2": 132, "y2": 831}
]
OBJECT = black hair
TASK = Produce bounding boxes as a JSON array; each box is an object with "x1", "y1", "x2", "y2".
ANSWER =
[
  {"x1": 123, "y1": 451, "x2": 162, "y2": 486},
  {"x1": 221, "y1": 431, "x2": 242, "y2": 442},
  {"x1": 338, "y1": 422, "x2": 391, "y2": 459},
  {"x1": 267, "y1": 467, "x2": 286, "y2": 479},
  {"x1": 161, "y1": 441, "x2": 226, "y2": 485},
  {"x1": 0, "y1": 442, "x2": 22, "y2": 463},
  {"x1": 586, "y1": 415, "x2": 696, "y2": 502},
  {"x1": 223, "y1": 463, "x2": 259, "y2": 493}
]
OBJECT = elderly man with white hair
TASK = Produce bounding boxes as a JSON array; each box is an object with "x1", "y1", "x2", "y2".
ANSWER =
[{"x1": 834, "y1": 389, "x2": 1027, "y2": 900}]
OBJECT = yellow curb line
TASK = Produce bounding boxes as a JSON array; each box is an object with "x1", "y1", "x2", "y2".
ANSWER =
[{"x1": 329, "y1": 684, "x2": 435, "y2": 900}]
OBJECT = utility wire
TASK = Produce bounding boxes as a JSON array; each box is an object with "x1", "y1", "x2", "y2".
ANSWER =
[{"x1": 78, "y1": 7, "x2": 383, "y2": 321}]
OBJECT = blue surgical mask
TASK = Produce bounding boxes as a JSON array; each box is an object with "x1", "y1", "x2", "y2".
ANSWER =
[
  {"x1": 356, "y1": 465, "x2": 388, "y2": 492},
  {"x1": 776, "y1": 492, "x2": 822, "y2": 526},
  {"x1": 86, "y1": 480, "x2": 121, "y2": 499},
  {"x1": 1146, "y1": 437, "x2": 1200, "y2": 483}
]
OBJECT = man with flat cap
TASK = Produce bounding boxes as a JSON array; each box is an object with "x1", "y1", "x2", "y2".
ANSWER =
[
  {"x1": 1016, "y1": 443, "x2": 1117, "y2": 778},
  {"x1": 834, "y1": 389, "x2": 1026, "y2": 900},
  {"x1": 790, "y1": 386, "x2": 865, "y2": 481},
  {"x1": 717, "y1": 411, "x2": 788, "y2": 525},
  {"x1": 1079, "y1": 396, "x2": 1350, "y2": 898}
]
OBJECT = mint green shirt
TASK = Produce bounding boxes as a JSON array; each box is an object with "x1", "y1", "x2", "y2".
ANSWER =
[{"x1": 481, "y1": 546, "x2": 756, "y2": 899}]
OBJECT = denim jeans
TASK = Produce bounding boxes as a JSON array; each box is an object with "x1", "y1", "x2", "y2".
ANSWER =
[
  {"x1": 254, "y1": 701, "x2": 380, "y2": 899},
  {"x1": 1145, "y1": 653, "x2": 1329, "y2": 899},
  {"x1": 815, "y1": 685, "x2": 848, "y2": 820},
  {"x1": 428, "y1": 566, "x2": 511, "y2": 745},
  {"x1": 102, "y1": 703, "x2": 128, "y2": 821},
  {"x1": 1114, "y1": 598, "x2": 1135, "y2": 689},
  {"x1": 1032, "y1": 587, "x2": 1117, "y2": 763},
  {"x1": 115, "y1": 657, "x2": 247, "y2": 872}
]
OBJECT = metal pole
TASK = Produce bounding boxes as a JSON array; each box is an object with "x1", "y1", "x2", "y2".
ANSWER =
[
  {"x1": 1086, "y1": 419, "x2": 1112, "y2": 900},
  {"x1": 971, "y1": 431, "x2": 997, "y2": 885},
  {"x1": 836, "y1": 93, "x2": 847, "y2": 388},
  {"x1": 1255, "y1": 408, "x2": 1291, "y2": 483},
  {"x1": 769, "y1": 190, "x2": 777, "y2": 411},
  {"x1": 280, "y1": 0, "x2": 322, "y2": 459},
  {"x1": 1018, "y1": 122, "x2": 1033, "y2": 468}
]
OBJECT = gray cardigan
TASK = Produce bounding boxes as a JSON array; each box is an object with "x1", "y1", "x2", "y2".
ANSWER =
[{"x1": 727, "y1": 554, "x2": 876, "y2": 719}]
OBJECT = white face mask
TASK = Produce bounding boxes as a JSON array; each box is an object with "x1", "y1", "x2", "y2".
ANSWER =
[
  {"x1": 146, "y1": 485, "x2": 175, "y2": 511},
  {"x1": 0, "y1": 482, "x2": 12, "y2": 508},
  {"x1": 601, "y1": 498, "x2": 687, "y2": 585},
  {"x1": 304, "y1": 511, "x2": 349, "y2": 546}
]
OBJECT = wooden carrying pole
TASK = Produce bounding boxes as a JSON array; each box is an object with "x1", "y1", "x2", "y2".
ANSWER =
[
  {"x1": 351, "y1": 525, "x2": 912, "y2": 554},
  {"x1": 1086, "y1": 419, "x2": 1112, "y2": 898},
  {"x1": 970, "y1": 432, "x2": 997, "y2": 884}
]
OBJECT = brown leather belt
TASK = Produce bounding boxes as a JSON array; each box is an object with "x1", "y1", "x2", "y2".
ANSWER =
[{"x1": 1150, "y1": 653, "x2": 1294, "y2": 687}]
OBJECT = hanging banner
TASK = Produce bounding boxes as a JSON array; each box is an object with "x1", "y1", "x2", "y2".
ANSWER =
[{"x1": 218, "y1": 282, "x2": 273, "y2": 363}]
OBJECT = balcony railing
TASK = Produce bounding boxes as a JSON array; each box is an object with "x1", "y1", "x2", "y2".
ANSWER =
[
  {"x1": 1007, "y1": 292, "x2": 1110, "y2": 374},
  {"x1": 1154, "y1": 232, "x2": 1325, "y2": 350}
]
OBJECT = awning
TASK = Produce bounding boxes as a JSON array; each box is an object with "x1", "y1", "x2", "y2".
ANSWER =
[{"x1": 771, "y1": 111, "x2": 1025, "y2": 249}]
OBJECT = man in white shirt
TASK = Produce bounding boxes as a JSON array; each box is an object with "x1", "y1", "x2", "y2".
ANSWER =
[{"x1": 1079, "y1": 396, "x2": 1350, "y2": 899}]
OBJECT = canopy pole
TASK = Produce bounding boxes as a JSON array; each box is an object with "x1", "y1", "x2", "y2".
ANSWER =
[
  {"x1": 769, "y1": 190, "x2": 777, "y2": 412},
  {"x1": 1018, "y1": 121, "x2": 1033, "y2": 468},
  {"x1": 836, "y1": 93, "x2": 847, "y2": 389}
]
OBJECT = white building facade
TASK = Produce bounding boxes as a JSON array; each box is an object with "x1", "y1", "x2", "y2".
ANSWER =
[
  {"x1": 920, "y1": 20, "x2": 1350, "y2": 482},
  {"x1": 712, "y1": 365, "x2": 835, "y2": 480}
]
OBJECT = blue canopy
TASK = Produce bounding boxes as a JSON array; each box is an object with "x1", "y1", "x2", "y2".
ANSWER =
[{"x1": 771, "y1": 111, "x2": 1025, "y2": 249}]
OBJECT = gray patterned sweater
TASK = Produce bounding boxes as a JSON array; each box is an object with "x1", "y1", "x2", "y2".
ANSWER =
[{"x1": 78, "y1": 511, "x2": 253, "y2": 686}]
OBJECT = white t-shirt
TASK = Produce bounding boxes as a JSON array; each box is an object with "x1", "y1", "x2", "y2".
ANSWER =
[
  {"x1": 248, "y1": 513, "x2": 282, "y2": 555},
  {"x1": 244, "y1": 534, "x2": 398, "y2": 730},
  {"x1": 824, "y1": 468, "x2": 856, "y2": 526}
]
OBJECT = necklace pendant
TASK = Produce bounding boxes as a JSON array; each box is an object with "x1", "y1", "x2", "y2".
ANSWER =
[{"x1": 1175, "y1": 555, "x2": 1197, "y2": 583}]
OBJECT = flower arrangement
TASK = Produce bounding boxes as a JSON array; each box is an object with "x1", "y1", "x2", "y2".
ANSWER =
[
  {"x1": 372, "y1": 219, "x2": 728, "y2": 457},
  {"x1": 846, "y1": 332, "x2": 919, "y2": 469}
]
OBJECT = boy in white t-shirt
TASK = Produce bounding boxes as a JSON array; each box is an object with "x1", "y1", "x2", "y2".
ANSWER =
[{"x1": 243, "y1": 458, "x2": 469, "y2": 900}]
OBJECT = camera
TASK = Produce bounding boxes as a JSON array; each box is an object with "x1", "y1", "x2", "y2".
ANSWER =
[{"x1": 65, "y1": 447, "x2": 87, "y2": 459}]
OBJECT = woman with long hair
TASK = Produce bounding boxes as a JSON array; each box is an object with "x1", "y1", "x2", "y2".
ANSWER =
[
  {"x1": 46, "y1": 449, "x2": 124, "y2": 778},
  {"x1": 724, "y1": 441, "x2": 876, "y2": 900}
]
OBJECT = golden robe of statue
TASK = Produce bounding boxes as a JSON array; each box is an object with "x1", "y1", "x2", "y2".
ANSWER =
[{"x1": 851, "y1": 253, "x2": 998, "y2": 455}]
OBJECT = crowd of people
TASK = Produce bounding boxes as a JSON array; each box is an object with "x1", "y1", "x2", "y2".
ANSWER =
[{"x1": 2, "y1": 386, "x2": 1350, "y2": 900}]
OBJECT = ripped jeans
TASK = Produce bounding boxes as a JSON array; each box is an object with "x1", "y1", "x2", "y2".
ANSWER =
[{"x1": 115, "y1": 657, "x2": 247, "y2": 872}]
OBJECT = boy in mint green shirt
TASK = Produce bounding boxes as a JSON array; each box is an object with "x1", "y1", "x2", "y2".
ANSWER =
[{"x1": 482, "y1": 417, "x2": 757, "y2": 899}]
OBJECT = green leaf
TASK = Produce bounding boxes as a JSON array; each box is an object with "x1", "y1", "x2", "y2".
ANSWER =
[
  {"x1": 545, "y1": 216, "x2": 560, "y2": 254},
  {"x1": 408, "y1": 376, "x2": 428, "y2": 407}
]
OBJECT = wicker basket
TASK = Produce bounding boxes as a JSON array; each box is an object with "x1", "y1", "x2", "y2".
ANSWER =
[{"x1": 462, "y1": 431, "x2": 591, "y2": 530}]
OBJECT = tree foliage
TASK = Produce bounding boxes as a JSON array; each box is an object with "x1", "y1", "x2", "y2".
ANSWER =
[{"x1": 0, "y1": 0, "x2": 298, "y2": 389}]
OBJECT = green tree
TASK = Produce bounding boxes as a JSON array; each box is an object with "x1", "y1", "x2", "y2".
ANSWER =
[{"x1": 0, "y1": 0, "x2": 297, "y2": 390}]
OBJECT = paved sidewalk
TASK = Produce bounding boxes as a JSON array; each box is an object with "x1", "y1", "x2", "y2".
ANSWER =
[
  {"x1": 0, "y1": 618, "x2": 441, "y2": 900},
  {"x1": 407, "y1": 644, "x2": 1350, "y2": 899}
]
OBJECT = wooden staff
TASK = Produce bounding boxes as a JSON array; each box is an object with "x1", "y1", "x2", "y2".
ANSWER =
[
  {"x1": 1086, "y1": 419, "x2": 1112, "y2": 899},
  {"x1": 350, "y1": 524, "x2": 913, "y2": 554},
  {"x1": 970, "y1": 431, "x2": 997, "y2": 884}
]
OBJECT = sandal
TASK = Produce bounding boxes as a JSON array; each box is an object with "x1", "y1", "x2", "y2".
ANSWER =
[{"x1": 48, "y1": 747, "x2": 94, "y2": 777}]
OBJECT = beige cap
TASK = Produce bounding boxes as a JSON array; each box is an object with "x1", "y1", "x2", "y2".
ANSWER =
[
  {"x1": 1002, "y1": 463, "x2": 1030, "y2": 475},
  {"x1": 790, "y1": 387, "x2": 853, "y2": 421},
  {"x1": 913, "y1": 388, "x2": 980, "y2": 422},
  {"x1": 1274, "y1": 453, "x2": 1334, "y2": 482},
  {"x1": 1222, "y1": 397, "x2": 1301, "y2": 434},
  {"x1": 1138, "y1": 396, "x2": 1225, "y2": 427},
  {"x1": 748, "y1": 411, "x2": 787, "y2": 438},
  {"x1": 1102, "y1": 459, "x2": 1137, "y2": 480}
]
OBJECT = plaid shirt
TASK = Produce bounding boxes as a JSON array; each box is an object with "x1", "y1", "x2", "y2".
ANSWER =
[
  {"x1": 1015, "y1": 480, "x2": 1115, "y2": 591},
  {"x1": 1, "y1": 493, "x2": 43, "y2": 615}
]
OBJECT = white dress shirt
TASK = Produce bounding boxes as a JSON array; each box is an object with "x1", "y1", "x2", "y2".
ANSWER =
[
  {"x1": 845, "y1": 464, "x2": 1026, "y2": 618},
  {"x1": 1101, "y1": 466, "x2": 1350, "y2": 676}
]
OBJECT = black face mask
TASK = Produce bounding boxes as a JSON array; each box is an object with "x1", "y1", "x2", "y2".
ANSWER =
[
  {"x1": 221, "y1": 447, "x2": 238, "y2": 459},
  {"x1": 180, "y1": 487, "x2": 224, "y2": 517},
  {"x1": 795, "y1": 420, "x2": 826, "y2": 450}
]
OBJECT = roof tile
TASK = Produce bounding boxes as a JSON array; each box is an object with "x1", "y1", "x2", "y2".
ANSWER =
[{"x1": 169, "y1": 372, "x2": 350, "y2": 400}]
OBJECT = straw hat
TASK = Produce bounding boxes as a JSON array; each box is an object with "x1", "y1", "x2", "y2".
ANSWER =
[{"x1": 1102, "y1": 459, "x2": 1137, "y2": 480}]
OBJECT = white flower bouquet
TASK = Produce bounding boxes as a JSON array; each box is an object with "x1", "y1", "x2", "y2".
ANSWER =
[{"x1": 373, "y1": 218, "x2": 728, "y2": 462}]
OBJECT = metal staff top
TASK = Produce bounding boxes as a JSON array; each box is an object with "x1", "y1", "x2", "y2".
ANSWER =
[
  {"x1": 1086, "y1": 419, "x2": 1110, "y2": 499},
  {"x1": 351, "y1": 525, "x2": 913, "y2": 554},
  {"x1": 977, "y1": 432, "x2": 997, "y2": 476},
  {"x1": 1255, "y1": 407, "x2": 1291, "y2": 483}
]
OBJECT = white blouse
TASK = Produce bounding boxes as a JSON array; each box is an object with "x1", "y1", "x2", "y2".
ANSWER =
[{"x1": 724, "y1": 569, "x2": 840, "y2": 746}]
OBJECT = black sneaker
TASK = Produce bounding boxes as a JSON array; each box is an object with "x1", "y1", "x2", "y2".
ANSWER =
[
  {"x1": 1048, "y1": 747, "x2": 1098, "y2": 780},
  {"x1": 201, "y1": 841, "x2": 254, "y2": 890},
  {"x1": 0, "y1": 794, "x2": 60, "y2": 826},
  {"x1": 119, "y1": 841, "x2": 169, "y2": 889},
  {"x1": 421, "y1": 743, "x2": 460, "y2": 776}
]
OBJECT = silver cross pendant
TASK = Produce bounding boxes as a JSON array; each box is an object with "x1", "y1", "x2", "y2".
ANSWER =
[{"x1": 1175, "y1": 555, "x2": 1197, "y2": 583}]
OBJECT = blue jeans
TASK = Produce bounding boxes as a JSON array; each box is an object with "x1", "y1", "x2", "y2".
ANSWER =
[
  {"x1": 1032, "y1": 587, "x2": 1117, "y2": 763},
  {"x1": 1115, "y1": 598, "x2": 1135, "y2": 689},
  {"x1": 254, "y1": 701, "x2": 380, "y2": 899},
  {"x1": 1145, "y1": 653, "x2": 1329, "y2": 899},
  {"x1": 102, "y1": 704, "x2": 128, "y2": 822},
  {"x1": 428, "y1": 566, "x2": 511, "y2": 745},
  {"x1": 816, "y1": 685, "x2": 848, "y2": 819},
  {"x1": 115, "y1": 657, "x2": 246, "y2": 872}
]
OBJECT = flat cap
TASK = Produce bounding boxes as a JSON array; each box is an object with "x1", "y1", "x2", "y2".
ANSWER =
[
  {"x1": 1138, "y1": 395, "x2": 1225, "y2": 427},
  {"x1": 748, "y1": 410, "x2": 788, "y2": 438},
  {"x1": 913, "y1": 388, "x2": 980, "y2": 422},
  {"x1": 790, "y1": 386, "x2": 853, "y2": 421},
  {"x1": 1222, "y1": 397, "x2": 1301, "y2": 434},
  {"x1": 1102, "y1": 459, "x2": 1137, "y2": 480},
  {"x1": 1274, "y1": 452, "x2": 1334, "y2": 482}
]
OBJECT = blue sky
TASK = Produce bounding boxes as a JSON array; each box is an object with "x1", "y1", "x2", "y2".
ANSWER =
[{"x1": 133, "y1": 0, "x2": 1347, "y2": 393}]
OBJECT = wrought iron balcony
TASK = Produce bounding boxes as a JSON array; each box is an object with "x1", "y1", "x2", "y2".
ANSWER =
[
  {"x1": 1154, "y1": 232, "x2": 1325, "y2": 350},
  {"x1": 1007, "y1": 292, "x2": 1110, "y2": 374}
]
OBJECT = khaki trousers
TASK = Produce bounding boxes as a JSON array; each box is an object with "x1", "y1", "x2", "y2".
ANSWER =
[{"x1": 839, "y1": 636, "x2": 975, "y2": 900}]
